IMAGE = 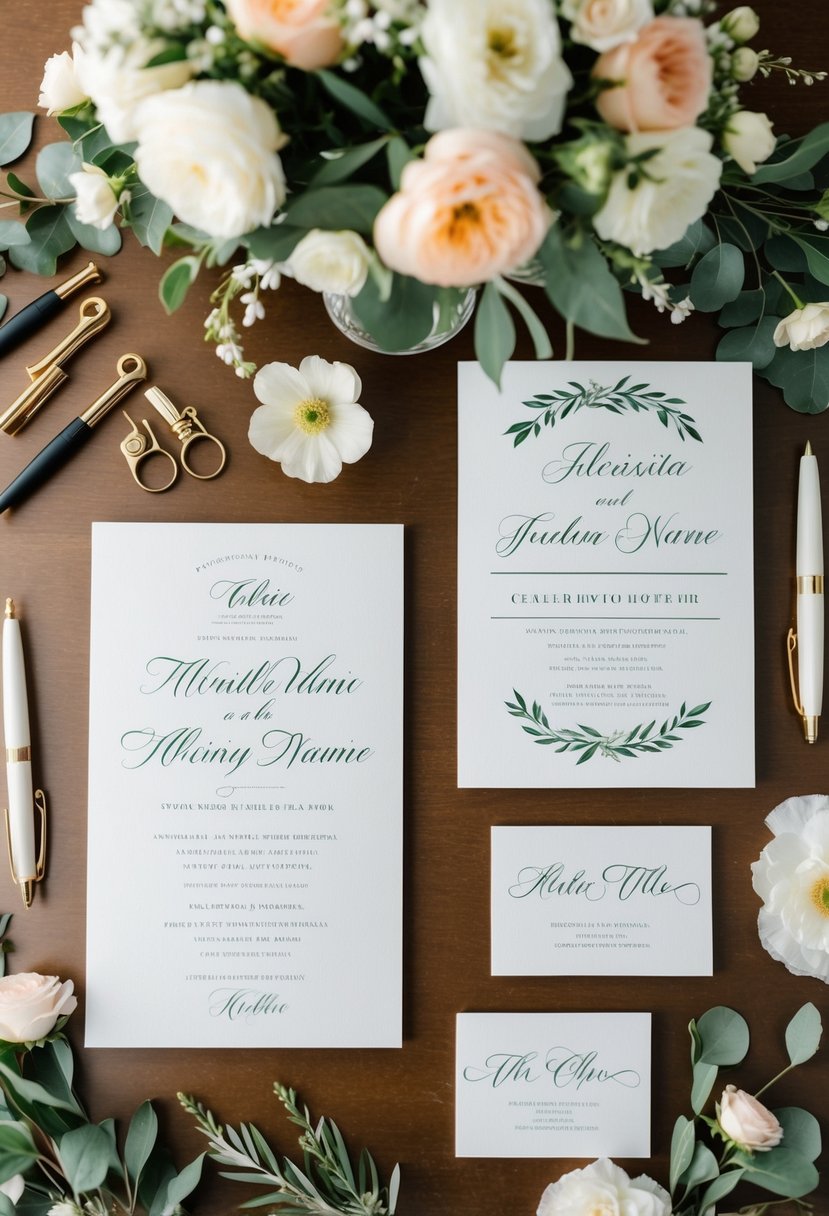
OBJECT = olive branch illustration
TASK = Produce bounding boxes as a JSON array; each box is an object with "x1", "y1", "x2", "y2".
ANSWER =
[
  {"x1": 504, "y1": 376, "x2": 703, "y2": 447},
  {"x1": 505, "y1": 691, "x2": 712, "y2": 763}
]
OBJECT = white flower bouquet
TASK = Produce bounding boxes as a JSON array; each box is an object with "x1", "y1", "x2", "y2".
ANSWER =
[{"x1": 0, "y1": 0, "x2": 827, "y2": 405}]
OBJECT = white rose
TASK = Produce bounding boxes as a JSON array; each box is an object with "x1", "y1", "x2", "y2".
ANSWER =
[
  {"x1": 721, "y1": 5, "x2": 760, "y2": 43},
  {"x1": 593, "y1": 126, "x2": 722, "y2": 256},
  {"x1": 723, "y1": 110, "x2": 776, "y2": 175},
  {"x1": 68, "y1": 163, "x2": 121, "y2": 230},
  {"x1": 0, "y1": 973, "x2": 77, "y2": 1043},
  {"x1": 560, "y1": 0, "x2": 653, "y2": 53},
  {"x1": 284, "y1": 229, "x2": 371, "y2": 297},
  {"x1": 38, "y1": 44, "x2": 88, "y2": 114},
  {"x1": 75, "y1": 38, "x2": 193, "y2": 143},
  {"x1": 718, "y1": 1085, "x2": 784, "y2": 1152},
  {"x1": 133, "y1": 81, "x2": 287, "y2": 240},
  {"x1": 538, "y1": 1159, "x2": 672, "y2": 1216},
  {"x1": 773, "y1": 302, "x2": 829, "y2": 352},
  {"x1": 419, "y1": 0, "x2": 573, "y2": 141}
]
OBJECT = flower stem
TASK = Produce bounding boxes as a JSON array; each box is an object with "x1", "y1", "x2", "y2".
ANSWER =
[
  {"x1": 565, "y1": 318, "x2": 575, "y2": 361},
  {"x1": 771, "y1": 271, "x2": 805, "y2": 311}
]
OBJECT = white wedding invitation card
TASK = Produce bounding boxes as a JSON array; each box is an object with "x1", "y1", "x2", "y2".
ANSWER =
[
  {"x1": 491, "y1": 825, "x2": 712, "y2": 976},
  {"x1": 458, "y1": 361, "x2": 754, "y2": 788},
  {"x1": 86, "y1": 523, "x2": 403, "y2": 1048},
  {"x1": 456, "y1": 1012, "x2": 651, "y2": 1158}
]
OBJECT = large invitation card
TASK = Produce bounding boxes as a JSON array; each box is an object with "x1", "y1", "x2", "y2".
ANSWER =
[
  {"x1": 491, "y1": 825, "x2": 712, "y2": 976},
  {"x1": 456, "y1": 1012, "x2": 651, "y2": 1158},
  {"x1": 86, "y1": 523, "x2": 403, "y2": 1048},
  {"x1": 458, "y1": 361, "x2": 754, "y2": 788}
]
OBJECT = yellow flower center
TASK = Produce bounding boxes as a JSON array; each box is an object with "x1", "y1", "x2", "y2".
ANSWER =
[
  {"x1": 293, "y1": 398, "x2": 331, "y2": 434},
  {"x1": 809, "y1": 876, "x2": 829, "y2": 917},
  {"x1": 488, "y1": 27, "x2": 518, "y2": 59}
]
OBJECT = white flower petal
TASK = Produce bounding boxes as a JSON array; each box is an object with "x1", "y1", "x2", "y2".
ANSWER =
[
  {"x1": 281, "y1": 431, "x2": 343, "y2": 483},
  {"x1": 766, "y1": 793, "x2": 829, "y2": 837},
  {"x1": 253, "y1": 361, "x2": 312, "y2": 409},
  {"x1": 298, "y1": 355, "x2": 361, "y2": 404},
  {"x1": 328, "y1": 401, "x2": 374, "y2": 463},
  {"x1": 248, "y1": 402, "x2": 301, "y2": 458}
]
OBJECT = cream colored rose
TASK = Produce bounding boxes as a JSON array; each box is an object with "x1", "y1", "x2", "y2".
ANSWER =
[
  {"x1": 0, "y1": 973, "x2": 77, "y2": 1043},
  {"x1": 225, "y1": 0, "x2": 343, "y2": 69},
  {"x1": 284, "y1": 230, "x2": 371, "y2": 297},
  {"x1": 593, "y1": 126, "x2": 721, "y2": 255},
  {"x1": 718, "y1": 1085, "x2": 783, "y2": 1152},
  {"x1": 731, "y1": 46, "x2": 759, "y2": 82},
  {"x1": 374, "y1": 128, "x2": 551, "y2": 288},
  {"x1": 561, "y1": 0, "x2": 653, "y2": 53},
  {"x1": 133, "y1": 81, "x2": 287, "y2": 240},
  {"x1": 721, "y1": 5, "x2": 760, "y2": 43},
  {"x1": 594, "y1": 16, "x2": 712, "y2": 132},
  {"x1": 773, "y1": 303, "x2": 829, "y2": 353},
  {"x1": 723, "y1": 109, "x2": 776, "y2": 175},
  {"x1": 69, "y1": 163, "x2": 121, "y2": 230},
  {"x1": 75, "y1": 38, "x2": 193, "y2": 142},
  {"x1": 419, "y1": 0, "x2": 572, "y2": 141},
  {"x1": 538, "y1": 1159, "x2": 672, "y2": 1216},
  {"x1": 38, "y1": 44, "x2": 88, "y2": 114}
]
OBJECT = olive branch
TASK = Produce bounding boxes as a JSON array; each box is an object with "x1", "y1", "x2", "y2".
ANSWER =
[
  {"x1": 504, "y1": 376, "x2": 703, "y2": 446},
  {"x1": 506, "y1": 691, "x2": 711, "y2": 763}
]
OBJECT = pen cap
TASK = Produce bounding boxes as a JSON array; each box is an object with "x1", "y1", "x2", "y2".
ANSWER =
[
  {"x1": 797, "y1": 452, "x2": 824, "y2": 573},
  {"x1": 2, "y1": 604, "x2": 31, "y2": 749}
]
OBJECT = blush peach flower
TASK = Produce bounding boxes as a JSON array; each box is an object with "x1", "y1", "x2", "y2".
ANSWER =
[
  {"x1": 593, "y1": 16, "x2": 713, "y2": 132},
  {"x1": 225, "y1": 0, "x2": 343, "y2": 70},
  {"x1": 373, "y1": 129, "x2": 552, "y2": 289}
]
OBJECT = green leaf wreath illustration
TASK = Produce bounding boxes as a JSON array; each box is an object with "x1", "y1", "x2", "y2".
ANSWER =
[
  {"x1": 506, "y1": 691, "x2": 711, "y2": 763},
  {"x1": 504, "y1": 376, "x2": 703, "y2": 447}
]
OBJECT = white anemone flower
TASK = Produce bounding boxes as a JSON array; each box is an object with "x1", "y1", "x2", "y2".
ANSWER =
[
  {"x1": 751, "y1": 793, "x2": 829, "y2": 983},
  {"x1": 248, "y1": 356, "x2": 373, "y2": 484}
]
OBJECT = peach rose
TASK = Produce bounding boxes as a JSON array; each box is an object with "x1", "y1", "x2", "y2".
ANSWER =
[
  {"x1": 373, "y1": 129, "x2": 552, "y2": 288},
  {"x1": 225, "y1": 0, "x2": 343, "y2": 70},
  {"x1": 718, "y1": 1085, "x2": 783, "y2": 1152},
  {"x1": 593, "y1": 16, "x2": 712, "y2": 131}
]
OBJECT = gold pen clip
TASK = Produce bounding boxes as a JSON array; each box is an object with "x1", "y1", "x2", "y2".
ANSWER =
[
  {"x1": 786, "y1": 627, "x2": 819, "y2": 743},
  {"x1": 144, "y1": 387, "x2": 227, "y2": 480},
  {"x1": 4, "y1": 789, "x2": 47, "y2": 909},
  {"x1": 0, "y1": 297, "x2": 111, "y2": 436},
  {"x1": 80, "y1": 353, "x2": 148, "y2": 428}
]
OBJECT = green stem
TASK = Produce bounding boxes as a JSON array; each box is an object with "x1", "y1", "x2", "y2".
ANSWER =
[
  {"x1": 754, "y1": 1060, "x2": 795, "y2": 1099},
  {"x1": 565, "y1": 318, "x2": 575, "y2": 361}
]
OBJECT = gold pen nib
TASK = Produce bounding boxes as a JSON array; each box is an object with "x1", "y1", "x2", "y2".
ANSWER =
[
  {"x1": 805, "y1": 440, "x2": 813, "y2": 456},
  {"x1": 4, "y1": 599, "x2": 14, "y2": 619}
]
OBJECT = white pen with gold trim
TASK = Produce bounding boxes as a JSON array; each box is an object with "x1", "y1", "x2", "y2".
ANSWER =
[
  {"x1": 791, "y1": 442, "x2": 824, "y2": 743},
  {"x1": 2, "y1": 599, "x2": 44, "y2": 906}
]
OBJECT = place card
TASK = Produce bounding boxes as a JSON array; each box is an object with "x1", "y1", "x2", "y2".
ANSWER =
[
  {"x1": 86, "y1": 523, "x2": 403, "y2": 1048},
  {"x1": 456, "y1": 1012, "x2": 651, "y2": 1158},
  {"x1": 457, "y1": 361, "x2": 754, "y2": 788},
  {"x1": 491, "y1": 825, "x2": 712, "y2": 976}
]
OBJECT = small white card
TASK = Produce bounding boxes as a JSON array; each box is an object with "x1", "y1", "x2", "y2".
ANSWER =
[
  {"x1": 455, "y1": 1012, "x2": 651, "y2": 1158},
  {"x1": 491, "y1": 826, "x2": 712, "y2": 976},
  {"x1": 457, "y1": 360, "x2": 754, "y2": 788}
]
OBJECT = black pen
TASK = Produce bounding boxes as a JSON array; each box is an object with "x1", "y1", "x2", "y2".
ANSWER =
[
  {"x1": 0, "y1": 262, "x2": 103, "y2": 358},
  {"x1": 0, "y1": 354, "x2": 147, "y2": 514}
]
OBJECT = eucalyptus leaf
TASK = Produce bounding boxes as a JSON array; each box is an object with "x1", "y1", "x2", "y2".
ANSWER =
[
  {"x1": 124, "y1": 187, "x2": 172, "y2": 255},
  {"x1": 312, "y1": 137, "x2": 388, "y2": 186},
  {"x1": 59, "y1": 1123, "x2": 113, "y2": 1193},
  {"x1": 0, "y1": 1122, "x2": 39, "y2": 1183},
  {"x1": 36, "y1": 142, "x2": 81, "y2": 200},
  {"x1": 753, "y1": 123, "x2": 829, "y2": 184},
  {"x1": 387, "y1": 137, "x2": 415, "y2": 190},
  {"x1": 0, "y1": 221, "x2": 30, "y2": 248},
  {"x1": 162, "y1": 1153, "x2": 205, "y2": 1209},
  {"x1": 690, "y1": 1059, "x2": 718, "y2": 1114},
  {"x1": 317, "y1": 69, "x2": 393, "y2": 131},
  {"x1": 689, "y1": 243, "x2": 744, "y2": 311},
  {"x1": 766, "y1": 235, "x2": 807, "y2": 272},
  {"x1": 125, "y1": 1100, "x2": 158, "y2": 1190},
  {"x1": 159, "y1": 255, "x2": 200, "y2": 314},
  {"x1": 495, "y1": 277, "x2": 553, "y2": 360},
  {"x1": 0, "y1": 1192, "x2": 15, "y2": 1216},
  {"x1": 389, "y1": 1161, "x2": 400, "y2": 1214},
  {"x1": 351, "y1": 271, "x2": 436, "y2": 352},
  {"x1": 0, "y1": 113, "x2": 35, "y2": 166},
  {"x1": 763, "y1": 343, "x2": 829, "y2": 413},
  {"x1": 0, "y1": 1059, "x2": 78, "y2": 1113},
  {"x1": 698, "y1": 1167, "x2": 745, "y2": 1212},
  {"x1": 716, "y1": 317, "x2": 780, "y2": 370},
  {"x1": 9, "y1": 206, "x2": 76, "y2": 275},
  {"x1": 785, "y1": 1002, "x2": 822, "y2": 1065},
  {"x1": 246, "y1": 224, "x2": 304, "y2": 262},
  {"x1": 67, "y1": 210, "x2": 122, "y2": 257},
  {"x1": 775, "y1": 1107, "x2": 822, "y2": 1162},
  {"x1": 651, "y1": 218, "x2": 715, "y2": 268},
  {"x1": 718, "y1": 289, "x2": 765, "y2": 327},
  {"x1": 733, "y1": 1145, "x2": 819, "y2": 1198},
  {"x1": 540, "y1": 226, "x2": 643, "y2": 343},
  {"x1": 697, "y1": 1006, "x2": 750, "y2": 1066},
  {"x1": 679, "y1": 1141, "x2": 719, "y2": 1197},
  {"x1": 0, "y1": 297, "x2": 6, "y2": 324},
  {"x1": 669, "y1": 1114, "x2": 695, "y2": 1193},
  {"x1": 475, "y1": 281, "x2": 516, "y2": 388},
  {"x1": 792, "y1": 235, "x2": 829, "y2": 287},
  {"x1": 284, "y1": 185, "x2": 387, "y2": 236}
]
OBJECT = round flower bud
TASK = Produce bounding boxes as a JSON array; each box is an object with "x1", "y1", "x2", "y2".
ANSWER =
[
  {"x1": 721, "y1": 6, "x2": 760, "y2": 44},
  {"x1": 723, "y1": 109, "x2": 776, "y2": 176},
  {"x1": 731, "y1": 46, "x2": 759, "y2": 82}
]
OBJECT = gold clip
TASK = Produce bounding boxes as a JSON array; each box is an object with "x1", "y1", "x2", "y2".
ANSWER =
[
  {"x1": 786, "y1": 627, "x2": 819, "y2": 743},
  {"x1": 80, "y1": 353, "x2": 148, "y2": 428},
  {"x1": 4, "y1": 789, "x2": 47, "y2": 909},
  {"x1": 120, "y1": 411, "x2": 178, "y2": 492},
  {"x1": 144, "y1": 387, "x2": 227, "y2": 480},
  {"x1": 0, "y1": 297, "x2": 111, "y2": 435}
]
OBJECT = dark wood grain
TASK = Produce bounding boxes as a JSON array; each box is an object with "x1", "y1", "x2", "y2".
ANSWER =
[{"x1": 1, "y1": 4, "x2": 828, "y2": 1212}]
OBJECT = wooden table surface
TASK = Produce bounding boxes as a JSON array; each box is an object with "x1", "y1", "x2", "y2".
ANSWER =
[{"x1": 1, "y1": 3, "x2": 828, "y2": 1212}]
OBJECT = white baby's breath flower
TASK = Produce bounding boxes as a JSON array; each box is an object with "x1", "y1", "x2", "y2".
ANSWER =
[
  {"x1": 241, "y1": 292, "x2": 265, "y2": 326},
  {"x1": 283, "y1": 229, "x2": 370, "y2": 297},
  {"x1": 752, "y1": 794, "x2": 829, "y2": 983},
  {"x1": 419, "y1": 0, "x2": 572, "y2": 140},
  {"x1": 249, "y1": 356, "x2": 373, "y2": 484},
  {"x1": 38, "y1": 43, "x2": 88, "y2": 114}
]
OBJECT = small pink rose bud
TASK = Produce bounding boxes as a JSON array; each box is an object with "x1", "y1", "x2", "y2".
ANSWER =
[{"x1": 718, "y1": 1084, "x2": 783, "y2": 1152}]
